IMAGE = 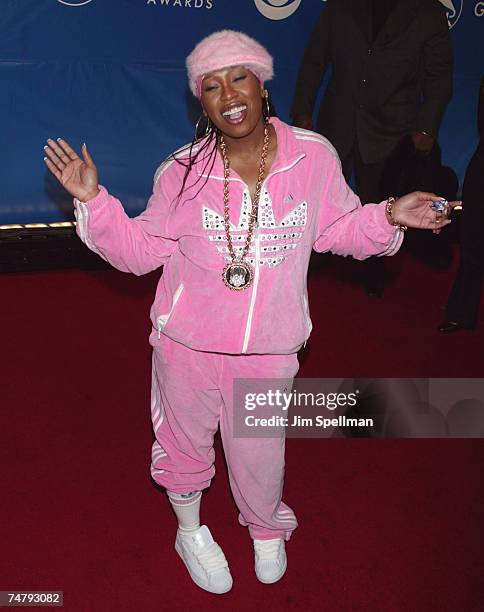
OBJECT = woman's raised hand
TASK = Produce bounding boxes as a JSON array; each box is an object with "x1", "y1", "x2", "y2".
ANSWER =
[{"x1": 44, "y1": 139, "x2": 100, "y2": 202}]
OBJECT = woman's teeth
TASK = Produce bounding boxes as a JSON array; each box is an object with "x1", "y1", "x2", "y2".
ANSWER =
[{"x1": 222, "y1": 105, "x2": 247, "y2": 121}]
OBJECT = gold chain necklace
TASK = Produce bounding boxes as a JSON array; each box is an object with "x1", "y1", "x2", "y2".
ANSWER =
[{"x1": 219, "y1": 124, "x2": 270, "y2": 290}]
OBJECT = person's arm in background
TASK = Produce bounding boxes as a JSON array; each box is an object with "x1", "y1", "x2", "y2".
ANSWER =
[
  {"x1": 291, "y1": 1, "x2": 333, "y2": 130},
  {"x1": 412, "y1": 4, "x2": 453, "y2": 154}
]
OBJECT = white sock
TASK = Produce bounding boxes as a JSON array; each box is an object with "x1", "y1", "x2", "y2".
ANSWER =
[{"x1": 166, "y1": 490, "x2": 202, "y2": 534}]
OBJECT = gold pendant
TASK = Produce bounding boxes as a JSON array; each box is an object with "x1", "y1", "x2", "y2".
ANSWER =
[{"x1": 222, "y1": 261, "x2": 254, "y2": 291}]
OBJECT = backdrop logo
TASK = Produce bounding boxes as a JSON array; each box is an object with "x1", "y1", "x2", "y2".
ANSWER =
[
  {"x1": 57, "y1": 0, "x2": 93, "y2": 5},
  {"x1": 146, "y1": 0, "x2": 213, "y2": 7},
  {"x1": 439, "y1": 0, "x2": 464, "y2": 28},
  {"x1": 254, "y1": 0, "x2": 302, "y2": 20}
]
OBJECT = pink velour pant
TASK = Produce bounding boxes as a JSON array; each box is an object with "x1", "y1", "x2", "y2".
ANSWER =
[{"x1": 149, "y1": 333, "x2": 299, "y2": 541}]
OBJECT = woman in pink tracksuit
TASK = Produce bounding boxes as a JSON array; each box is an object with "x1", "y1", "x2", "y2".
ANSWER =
[{"x1": 43, "y1": 30, "x2": 456, "y2": 594}]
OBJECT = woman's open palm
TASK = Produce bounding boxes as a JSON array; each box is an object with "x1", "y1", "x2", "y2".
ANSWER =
[{"x1": 44, "y1": 138, "x2": 100, "y2": 202}]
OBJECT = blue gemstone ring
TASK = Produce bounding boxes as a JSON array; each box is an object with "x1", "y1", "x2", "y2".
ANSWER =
[{"x1": 430, "y1": 199, "x2": 449, "y2": 214}]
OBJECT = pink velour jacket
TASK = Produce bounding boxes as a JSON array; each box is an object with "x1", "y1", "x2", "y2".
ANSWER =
[{"x1": 74, "y1": 118, "x2": 403, "y2": 355}]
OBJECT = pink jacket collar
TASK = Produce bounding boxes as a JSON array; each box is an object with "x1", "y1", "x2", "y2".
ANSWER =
[{"x1": 195, "y1": 117, "x2": 306, "y2": 181}]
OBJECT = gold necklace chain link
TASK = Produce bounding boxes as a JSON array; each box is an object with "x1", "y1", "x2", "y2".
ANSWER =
[{"x1": 219, "y1": 124, "x2": 270, "y2": 264}]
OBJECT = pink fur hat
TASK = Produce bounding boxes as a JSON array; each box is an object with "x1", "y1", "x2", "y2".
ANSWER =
[{"x1": 186, "y1": 30, "x2": 274, "y2": 97}]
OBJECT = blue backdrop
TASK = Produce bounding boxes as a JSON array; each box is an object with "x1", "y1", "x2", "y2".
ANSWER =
[{"x1": 1, "y1": 0, "x2": 482, "y2": 223}]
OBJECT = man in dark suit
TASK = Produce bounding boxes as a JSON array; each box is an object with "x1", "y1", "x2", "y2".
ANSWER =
[
  {"x1": 292, "y1": 0, "x2": 453, "y2": 296},
  {"x1": 439, "y1": 75, "x2": 484, "y2": 333}
]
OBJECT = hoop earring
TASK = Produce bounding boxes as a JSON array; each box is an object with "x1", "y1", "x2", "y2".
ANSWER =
[
  {"x1": 194, "y1": 114, "x2": 212, "y2": 141},
  {"x1": 263, "y1": 90, "x2": 271, "y2": 121}
]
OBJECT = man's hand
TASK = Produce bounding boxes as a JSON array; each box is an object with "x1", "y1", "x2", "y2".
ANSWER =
[{"x1": 411, "y1": 131, "x2": 435, "y2": 155}]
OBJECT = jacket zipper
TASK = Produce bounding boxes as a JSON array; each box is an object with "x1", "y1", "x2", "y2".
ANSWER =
[
  {"x1": 242, "y1": 225, "x2": 261, "y2": 353},
  {"x1": 240, "y1": 155, "x2": 306, "y2": 353},
  {"x1": 157, "y1": 283, "x2": 184, "y2": 339}
]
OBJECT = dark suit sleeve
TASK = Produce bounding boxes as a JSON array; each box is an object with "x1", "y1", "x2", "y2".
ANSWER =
[
  {"x1": 290, "y1": 2, "x2": 332, "y2": 118},
  {"x1": 477, "y1": 75, "x2": 484, "y2": 137},
  {"x1": 415, "y1": 5, "x2": 453, "y2": 137}
]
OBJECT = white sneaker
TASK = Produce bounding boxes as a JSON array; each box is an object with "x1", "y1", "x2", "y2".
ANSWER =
[
  {"x1": 253, "y1": 538, "x2": 287, "y2": 584},
  {"x1": 175, "y1": 525, "x2": 233, "y2": 594}
]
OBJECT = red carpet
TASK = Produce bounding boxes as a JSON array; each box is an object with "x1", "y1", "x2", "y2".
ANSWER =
[{"x1": 1, "y1": 250, "x2": 483, "y2": 611}]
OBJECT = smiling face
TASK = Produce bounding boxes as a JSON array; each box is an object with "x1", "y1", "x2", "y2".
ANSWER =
[{"x1": 200, "y1": 66, "x2": 265, "y2": 140}]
